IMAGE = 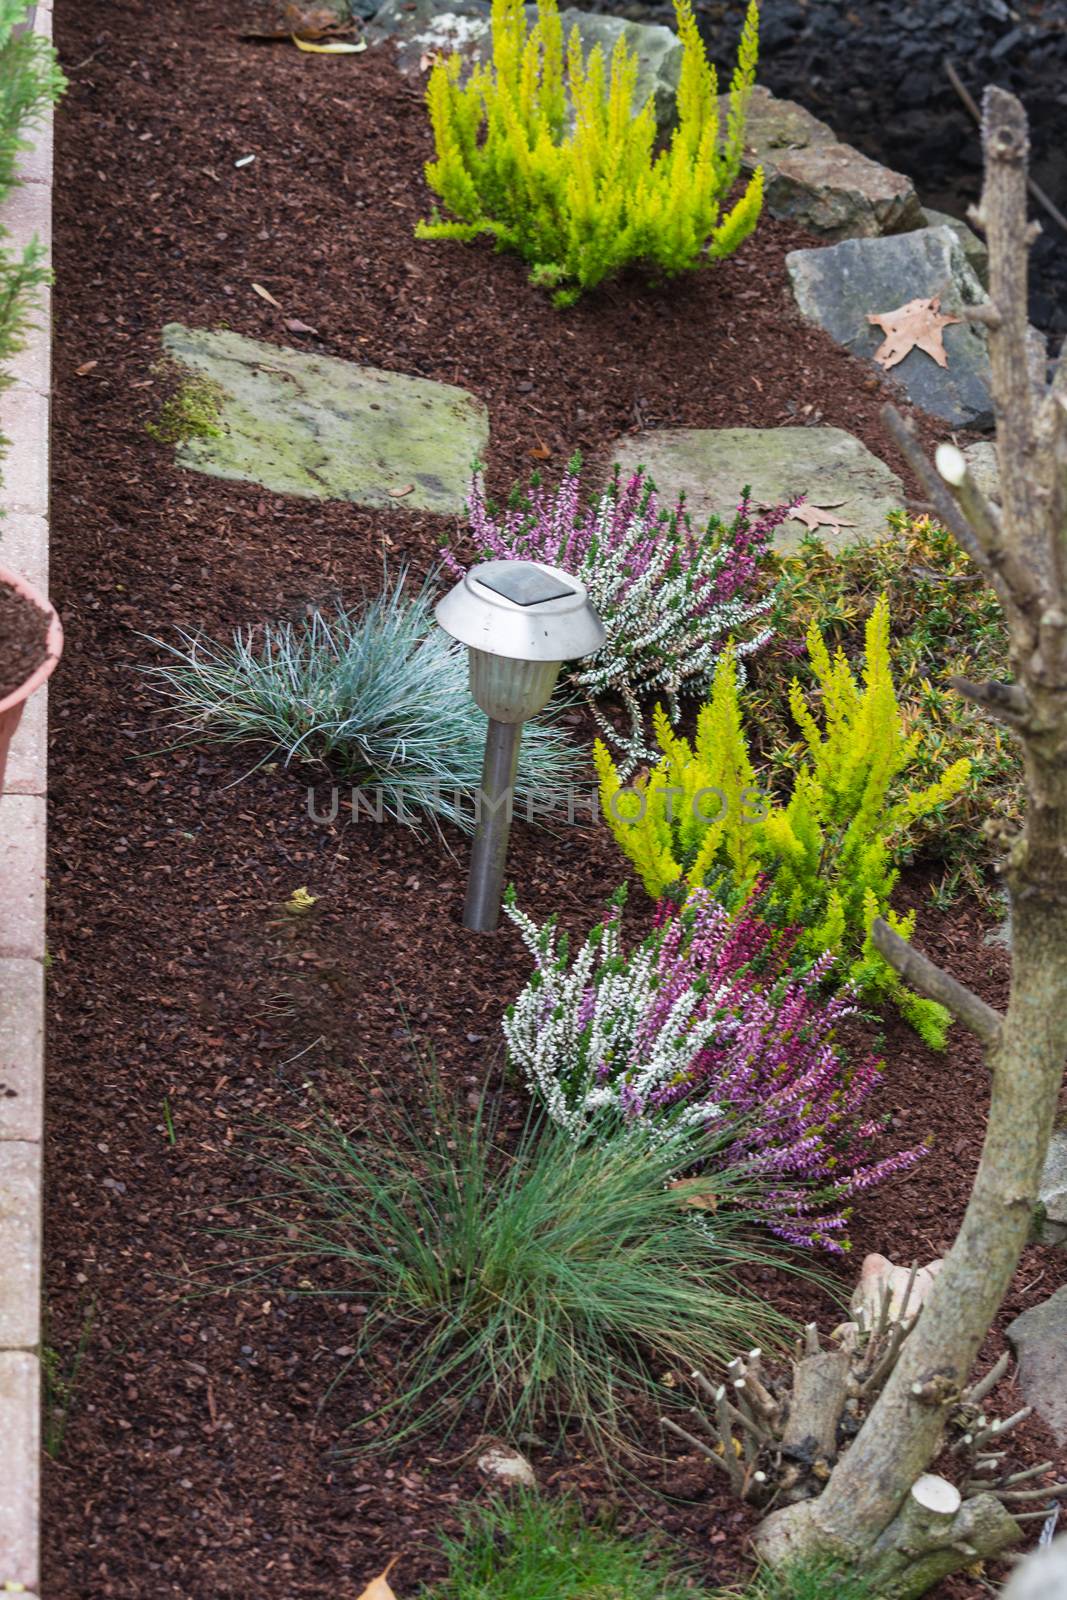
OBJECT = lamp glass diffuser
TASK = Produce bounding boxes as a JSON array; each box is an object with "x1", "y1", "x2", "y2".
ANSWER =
[{"x1": 468, "y1": 649, "x2": 562, "y2": 724}]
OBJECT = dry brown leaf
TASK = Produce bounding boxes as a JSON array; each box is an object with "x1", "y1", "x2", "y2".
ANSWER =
[
  {"x1": 787, "y1": 500, "x2": 858, "y2": 538},
  {"x1": 529, "y1": 439, "x2": 551, "y2": 461},
  {"x1": 388, "y1": 484, "x2": 414, "y2": 499},
  {"x1": 75, "y1": 360, "x2": 98, "y2": 376},
  {"x1": 284, "y1": 316, "x2": 320, "y2": 336},
  {"x1": 251, "y1": 282, "x2": 282, "y2": 308},
  {"x1": 667, "y1": 1177, "x2": 719, "y2": 1213},
  {"x1": 292, "y1": 34, "x2": 367, "y2": 52},
  {"x1": 356, "y1": 1558, "x2": 399, "y2": 1600},
  {"x1": 866, "y1": 295, "x2": 961, "y2": 371}
]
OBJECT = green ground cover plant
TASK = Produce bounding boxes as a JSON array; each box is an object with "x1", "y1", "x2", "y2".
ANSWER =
[
  {"x1": 417, "y1": 0, "x2": 762, "y2": 306},
  {"x1": 421, "y1": 1492, "x2": 878, "y2": 1600},
  {"x1": 239, "y1": 1093, "x2": 807, "y2": 1458},
  {"x1": 753, "y1": 514, "x2": 1016, "y2": 905},
  {"x1": 0, "y1": 0, "x2": 65, "y2": 472},
  {"x1": 142, "y1": 574, "x2": 580, "y2": 832},
  {"x1": 595, "y1": 597, "x2": 971, "y2": 1045}
]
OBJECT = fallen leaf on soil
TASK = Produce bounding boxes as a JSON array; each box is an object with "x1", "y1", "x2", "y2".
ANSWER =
[
  {"x1": 283, "y1": 886, "x2": 318, "y2": 915},
  {"x1": 357, "y1": 1559, "x2": 399, "y2": 1600},
  {"x1": 251, "y1": 282, "x2": 282, "y2": 308},
  {"x1": 292, "y1": 35, "x2": 367, "y2": 53},
  {"x1": 529, "y1": 439, "x2": 551, "y2": 460},
  {"x1": 786, "y1": 500, "x2": 857, "y2": 537},
  {"x1": 388, "y1": 484, "x2": 414, "y2": 499},
  {"x1": 866, "y1": 295, "x2": 961, "y2": 370},
  {"x1": 668, "y1": 1177, "x2": 719, "y2": 1212},
  {"x1": 283, "y1": 317, "x2": 320, "y2": 336},
  {"x1": 75, "y1": 360, "x2": 98, "y2": 376}
]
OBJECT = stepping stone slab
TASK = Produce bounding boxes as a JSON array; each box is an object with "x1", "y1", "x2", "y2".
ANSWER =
[
  {"x1": 1008, "y1": 1285, "x2": 1067, "y2": 1445},
  {"x1": 786, "y1": 226, "x2": 994, "y2": 430},
  {"x1": 161, "y1": 324, "x2": 488, "y2": 515},
  {"x1": 368, "y1": 0, "x2": 682, "y2": 136},
  {"x1": 608, "y1": 426, "x2": 904, "y2": 554}
]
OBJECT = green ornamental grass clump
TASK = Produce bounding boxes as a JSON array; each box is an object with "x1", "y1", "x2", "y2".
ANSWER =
[
  {"x1": 417, "y1": 0, "x2": 763, "y2": 306},
  {"x1": 239, "y1": 1095, "x2": 804, "y2": 1458},
  {"x1": 422, "y1": 1492, "x2": 879, "y2": 1600}
]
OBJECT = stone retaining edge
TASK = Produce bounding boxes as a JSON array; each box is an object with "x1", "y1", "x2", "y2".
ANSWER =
[{"x1": 0, "y1": 2, "x2": 55, "y2": 1596}]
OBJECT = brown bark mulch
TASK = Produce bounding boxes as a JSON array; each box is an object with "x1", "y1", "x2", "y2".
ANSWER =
[{"x1": 42, "y1": 3, "x2": 1066, "y2": 1597}]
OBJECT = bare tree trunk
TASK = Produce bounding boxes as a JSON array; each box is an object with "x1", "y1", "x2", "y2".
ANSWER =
[{"x1": 747, "y1": 86, "x2": 1067, "y2": 1591}]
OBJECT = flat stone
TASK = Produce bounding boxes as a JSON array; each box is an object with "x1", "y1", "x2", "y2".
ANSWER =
[
  {"x1": 764, "y1": 142, "x2": 922, "y2": 240},
  {"x1": 1008, "y1": 1285, "x2": 1067, "y2": 1444},
  {"x1": 1036, "y1": 1130, "x2": 1067, "y2": 1246},
  {"x1": 0, "y1": 794, "x2": 46, "y2": 960},
  {"x1": 0, "y1": 383, "x2": 50, "y2": 516},
  {"x1": 608, "y1": 426, "x2": 904, "y2": 553},
  {"x1": 0, "y1": 1351, "x2": 39, "y2": 1592},
  {"x1": 787, "y1": 226, "x2": 994, "y2": 430},
  {"x1": 921, "y1": 206, "x2": 988, "y2": 286},
  {"x1": 161, "y1": 324, "x2": 489, "y2": 516},
  {"x1": 0, "y1": 960, "x2": 44, "y2": 1144},
  {"x1": 368, "y1": 1, "x2": 682, "y2": 136},
  {"x1": 1002, "y1": 1535, "x2": 1067, "y2": 1600},
  {"x1": 0, "y1": 513, "x2": 50, "y2": 595},
  {"x1": 476, "y1": 1443, "x2": 536, "y2": 1486},
  {"x1": 4, "y1": 682, "x2": 47, "y2": 796},
  {"x1": 0, "y1": 1141, "x2": 41, "y2": 1348}
]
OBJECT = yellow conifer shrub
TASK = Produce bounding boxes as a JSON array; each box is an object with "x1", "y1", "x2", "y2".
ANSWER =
[
  {"x1": 595, "y1": 597, "x2": 971, "y2": 1046},
  {"x1": 416, "y1": 0, "x2": 763, "y2": 306}
]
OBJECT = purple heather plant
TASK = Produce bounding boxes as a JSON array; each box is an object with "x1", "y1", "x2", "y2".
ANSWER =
[
  {"x1": 504, "y1": 885, "x2": 924, "y2": 1252},
  {"x1": 445, "y1": 461, "x2": 790, "y2": 776}
]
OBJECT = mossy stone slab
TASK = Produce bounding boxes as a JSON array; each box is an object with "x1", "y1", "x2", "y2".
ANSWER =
[
  {"x1": 608, "y1": 426, "x2": 904, "y2": 553},
  {"x1": 161, "y1": 323, "x2": 489, "y2": 515}
]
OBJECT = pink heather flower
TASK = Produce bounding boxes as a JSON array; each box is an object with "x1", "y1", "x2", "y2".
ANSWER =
[
  {"x1": 504, "y1": 883, "x2": 924, "y2": 1253},
  {"x1": 447, "y1": 462, "x2": 790, "y2": 776}
]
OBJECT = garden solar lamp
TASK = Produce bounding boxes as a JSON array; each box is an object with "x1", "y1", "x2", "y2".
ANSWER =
[{"x1": 435, "y1": 560, "x2": 605, "y2": 932}]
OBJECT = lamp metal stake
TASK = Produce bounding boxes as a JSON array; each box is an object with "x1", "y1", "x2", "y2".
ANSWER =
[{"x1": 463, "y1": 715, "x2": 522, "y2": 932}]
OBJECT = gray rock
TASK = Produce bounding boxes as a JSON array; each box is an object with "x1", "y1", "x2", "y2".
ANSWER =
[
  {"x1": 476, "y1": 1443, "x2": 536, "y2": 1486},
  {"x1": 1002, "y1": 1535, "x2": 1067, "y2": 1600},
  {"x1": 1008, "y1": 1285, "x2": 1067, "y2": 1444},
  {"x1": 725, "y1": 83, "x2": 836, "y2": 178},
  {"x1": 787, "y1": 226, "x2": 995, "y2": 430},
  {"x1": 921, "y1": 206, "x2": 989, "y2": 286},
  {"x1": 161, "y1": 324, "x2": 489, "y2": 516},
  {"x1": 765, "y1": 142, "x2": 922, "y2": 240},
  {"x1": 719, "y1": 86, "x2": 919, "y2": 238},
  {"x1": 1037, "y1": 1131, "x2": 1067, "y2": 1246},
  {"x1": 366, "y1": 0, "x2": 491, "y2": 74},
  {"x1": 368, "y1": 1, "x2": 682, "y2": 136},
  {"x1": 608, "y1": 426, "x2": 904, "y2": 554}
]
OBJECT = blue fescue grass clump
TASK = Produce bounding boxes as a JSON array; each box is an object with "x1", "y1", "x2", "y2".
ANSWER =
[
  {"x1": 142, "y1": 573, "x2": 582, "y2": 831},
  {"x1": 234, "y1": 1092, "x2": 808, "y2": 1459},
  {"x1": 420, "y1": 1492, "x2": 880, "y2": 1599}
]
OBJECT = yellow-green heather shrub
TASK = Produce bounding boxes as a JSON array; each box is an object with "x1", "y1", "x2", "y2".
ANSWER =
[
  {"x1": 416, "y1": 0, "x2": 763, "y2": 306},
  {"x1": 594, "y1": 597, "x2": 972, "y2": 1046}
]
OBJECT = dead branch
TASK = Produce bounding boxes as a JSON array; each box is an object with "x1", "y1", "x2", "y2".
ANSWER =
[{"x1": 870, "y1": 919, "x2": 1004, "y2": 1046}]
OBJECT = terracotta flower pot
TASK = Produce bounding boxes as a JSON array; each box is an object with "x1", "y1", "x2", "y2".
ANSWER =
[{"x1": 0, "y1": 565, "x2": 63, "y2": 793}]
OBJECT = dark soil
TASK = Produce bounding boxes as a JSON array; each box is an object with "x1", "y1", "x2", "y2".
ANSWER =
[
  {"x1": 43, "y1": 3, "x2": 1066, "y2": 1598},
  {"x1": 0, "y1": 578, "x2": 49, "y2": 699}
]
